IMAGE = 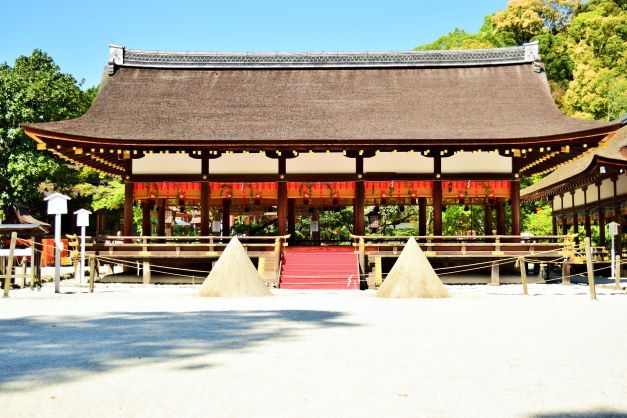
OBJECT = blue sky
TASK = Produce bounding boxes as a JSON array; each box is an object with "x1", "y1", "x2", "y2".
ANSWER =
[{"x1": 1, "y1": 0, "x2": 508, "y2": 88}]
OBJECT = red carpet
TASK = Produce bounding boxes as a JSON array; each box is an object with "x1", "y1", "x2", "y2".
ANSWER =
[{"x1": 279, "y1": 247, "x2": 360, "y2": 290}]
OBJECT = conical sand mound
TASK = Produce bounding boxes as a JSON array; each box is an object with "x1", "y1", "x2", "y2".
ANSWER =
[
  {"x1": 377, "y1": 237, "x2": 449, "y2": 298},
  {"x1": 199, "y1": 237, "x2": 272, "y2": 297}
]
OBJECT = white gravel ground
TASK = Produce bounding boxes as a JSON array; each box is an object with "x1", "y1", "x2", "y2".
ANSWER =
[{"x1": 1, "y1": 282, "x2": 626, "y2": 418}]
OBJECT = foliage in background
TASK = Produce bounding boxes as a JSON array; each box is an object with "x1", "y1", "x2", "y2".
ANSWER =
[
  {"x1": 414, "y1": 0, "x2": 626, "y2": 121},
  {"x1": 0, "y1": 49, "x2": 127, "y2": 224},
  {"x1": 0, "y1": 50, "x2": 90, "y2": 217}
]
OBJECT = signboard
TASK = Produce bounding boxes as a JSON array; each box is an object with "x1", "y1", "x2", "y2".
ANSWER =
[
  {"x1": 310, "y1": 221, "x2": 319, "y2": 232},
  {"x1": 608, "y1": 222, "x2": 620, "y2": 236}
]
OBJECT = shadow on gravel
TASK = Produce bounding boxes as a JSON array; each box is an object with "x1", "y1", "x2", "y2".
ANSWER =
[
  {"x1": 533, "y1": 411, "x2": 627, "y2": 418},
  {"x1": 0, "y1": 310, "x2": 354, "y2": 391}
]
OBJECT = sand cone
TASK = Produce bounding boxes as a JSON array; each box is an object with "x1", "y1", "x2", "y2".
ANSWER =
[
  {"x1": 377, "y1": 237, "x2": 449, "y2": 298},
  {"x1": 198, "y1": 237, "x2": 272, "y2": 297}
]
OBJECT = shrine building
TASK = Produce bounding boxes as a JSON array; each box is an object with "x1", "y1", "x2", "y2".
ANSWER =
[{"x1": 22, "y1": 42, "x2": 622, "y2": 241}]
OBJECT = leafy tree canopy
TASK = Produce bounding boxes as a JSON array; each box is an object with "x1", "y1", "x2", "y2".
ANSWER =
[{"x1": 0, "y1": 50, "x2": 121, "y2": 220}]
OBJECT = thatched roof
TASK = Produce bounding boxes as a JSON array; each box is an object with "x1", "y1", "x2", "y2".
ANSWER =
[
  {"x1": 521, "y1": 126, "x2": 627, "y2": 200},
  {"x1": 23, "y1": 43, "x2": 618, "y2": 148}
]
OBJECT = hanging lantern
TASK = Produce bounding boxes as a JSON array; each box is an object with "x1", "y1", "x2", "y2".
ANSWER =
[
  {"x1": 303, "y1": 193, "x2": 310, "y2": 205},
  {"x1": 410, "y1": 193, "x2": 417, "y2": 205},
  {"x1": 254, "y1": 194, "x2": 262, "y2": 206},
  {"x1": 178, "y1": 193, "x2": 185, "y2": 212},
  {"x1": 367, "y1": 208, "x2": 380, "y2": 231},
  {"x1": 458, "y1": 192, "x2": 465, "y2": 205},
  {"x1": 148, "y1": 194, "x2": 156, "y2": 211},
  {"x1": 332, "y1": 193, "x2": 339, "y2": 206},
  {"x1": 381, "y1": 193, "x2": 388, "y2": 205}
]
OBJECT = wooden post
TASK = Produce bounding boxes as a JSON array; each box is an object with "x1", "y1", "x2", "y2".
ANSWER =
[
  {"x1": 418, "y1": 197, "x2": 427, "y2": 238},
  {"x1": 89, "y1": 256, "x2": 95, "y2": 293},
  {"x1": 612, "y1": 176, "x2": 622, "y2": 257},
  {"x1": 354, "y1": 157, "x2": 365, "y2": 236},
  {"x1": 585, "y1": 237, "x2": 596, "y2": 300},
  {"x1": 374, "y1": 256, "x2": 382, "y2": 286},
  {"x1": 277, "y1": 158, "x2": 287, "y2": 236},
  {"x1": 3, "y1": 232, "x2": 17, "y2": 297},
  {"x1": 614, "y1": 255, "x2": 621, "y2": 290},
  {"x1": 354, "y1": 181, "x2": 365, "y2": 236},
  {"x1": 123, "y1": 182, "x2": 134, "y2": 236},
  {"x1": 142, "y1": 260, "x2": 151, "y2": 285},
  {"x1": 157, "y1": 199, "x2": 166, "y2": 237},
  {"x1": 490, "y1": 261, "x2": 500, "y2": 286},
  {"x1": 34, "y1": 235, "x2": 42, "y2": 289},
  {"x1": 432, "y1": 182, "x2": 442, "y2": 236},
  {"x1": 433, "y1": 156, "x2": 442, "y2": 236},
  {"x1": 200, "y1": 182, "x2": 210, "y2": 237},
  {"x1": 358, "y1": 237, "x2": 366, "y2": 274},
  {"x1": 597, "y1": 182, "x2": 605, "y2": 246},
  {"x1": 29, "y1": 235, "x2": 36, "y2": 290},
  {"x1": 561, "y1": 262, "x2": 571, "y2": 285},
  {"x1": 519, "y1": 257, "x2": 528, "y2": 295},
  {"x1": 511, "y1": 180, "x2": 521, "y2": 236}
]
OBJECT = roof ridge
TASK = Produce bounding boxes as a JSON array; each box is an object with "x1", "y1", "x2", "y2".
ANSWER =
[{"x1": 107, "y1": 42, "x2": 540, "y2": 72}]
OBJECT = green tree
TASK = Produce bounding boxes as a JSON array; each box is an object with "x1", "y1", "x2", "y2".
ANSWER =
[
  {"x1": 562, "y1": 0, "x2": 627, "y2": 120},
  {"x1": 0, "y1": 50, "x2": 95, "y2": 218}
]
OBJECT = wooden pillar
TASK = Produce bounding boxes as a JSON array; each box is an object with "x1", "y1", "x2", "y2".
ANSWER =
[
  {"x1": 552, "y1": 215, "x2": 558, "y2": 235},
  {"x1": 123, "y1": 182, "x2": 134, "y2": 236},
  {"x1": 157, "y1": 199, "x2": 166, "y2": 237},
  {"x1": 222, "y1": 198, "x2": 231, "y2": 236},
  {"x1": 597, "y1": 182, "x2": 605, "y2": 246},
  {"x1": 418, "y1": 197, "x2": 427, "y2": 237},
  {"x1": 200, "y1": 158, "x2": 210, "y2": 237},
  {"x1": 583, "y1": 186, "x2": 591, "y2": 238},
  {"x1": 496, "y1": 199, "x2": 505, "y2": 235},
  {"x1": 354, "y1": 182, "x2": 365, "y2": 236},
  {"x1": 562, "y1": 215, "x2": 569, "y2": 235},
  {"x1": 353, "y1": 157, "x2": 365, "y2": 236},
  {"x1": 277, "y1": 158, "x2": 287, "y2": 236},
  {"x1": 571, "y1": 191, "x2": 579, "y2": 244},
  {"x1": 287, "y1": 198, "x2": 296, "y2": 243},
  {"x1": 484, "y1": 200, "x2": 493, "y2": 236},
  {"x1": 141, "y1": 201, "x2": 152, "y2": 236},
  {"x1": 433, "y1": 156, "x2": 442, "y2": 236},
  {"x1": 511, "y1": 179, "x2": 521, "y2": 236},
  {"x1": 612, "y1": 176, "x2": 622, "y2": 256}
]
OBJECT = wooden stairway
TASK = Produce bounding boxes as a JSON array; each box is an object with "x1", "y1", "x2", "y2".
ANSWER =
[{"x1": 279, "y1": 247, "x2": 360, "y2": 290}]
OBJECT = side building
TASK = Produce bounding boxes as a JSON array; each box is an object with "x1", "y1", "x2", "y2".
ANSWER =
[{"x1": 522, "y1": 125, "x2": 627, "y2": 253}]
